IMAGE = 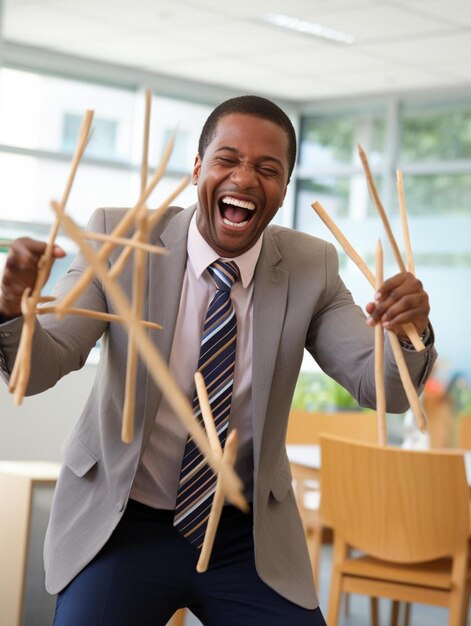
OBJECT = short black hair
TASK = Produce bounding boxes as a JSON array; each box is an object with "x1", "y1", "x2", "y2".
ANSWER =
[{"x1": 198, "y1": 95, "x2": 297, "y2": 180}]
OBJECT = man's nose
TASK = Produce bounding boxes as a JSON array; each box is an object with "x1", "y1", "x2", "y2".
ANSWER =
[{"x1": 230, "y1": 163, "x2": 258, "y2": 188}]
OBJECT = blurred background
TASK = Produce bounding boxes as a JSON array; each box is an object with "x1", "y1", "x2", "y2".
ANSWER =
[
  {"x1": 1, "y1": 0, "x2": 470, "y2": 448},
  {"x1": 0, "y1": 2, "x2": 470, "y2": 625}
]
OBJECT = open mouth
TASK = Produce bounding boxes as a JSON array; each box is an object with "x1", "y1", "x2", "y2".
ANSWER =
[{"x1": 218, "y1": 196, "x2": 256, "y2": 228}]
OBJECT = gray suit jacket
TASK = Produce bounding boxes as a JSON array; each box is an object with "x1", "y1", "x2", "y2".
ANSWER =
[{"x1": 0, "y1": 205, "x2": 437, "y2": 608}]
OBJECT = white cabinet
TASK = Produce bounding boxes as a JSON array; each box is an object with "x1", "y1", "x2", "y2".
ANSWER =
[{"x1": 0, "y1": 462, "x2": 60, "y2": 626}]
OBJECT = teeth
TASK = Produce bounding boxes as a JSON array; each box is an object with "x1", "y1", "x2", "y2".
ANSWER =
[
  {"x1": 221, "y1": 196, "x2": 255, "y2": 211},
  {"x1": 223, "y1": 218, "x2": 249, "y2": 228}
]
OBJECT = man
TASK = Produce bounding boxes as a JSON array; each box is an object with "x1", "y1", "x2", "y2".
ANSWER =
[{"x1": 0, "y1": 96, "x2": 436, "y2": 625}]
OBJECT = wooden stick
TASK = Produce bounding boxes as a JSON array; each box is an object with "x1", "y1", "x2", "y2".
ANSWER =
[
  {"x1": 313, "y1": 200, "x2": 375, "y2": 284},
  {"x1": 36, "y1": 306, "x2": 162, "y2": 330},
  {"x1": 197, "y1": 430, "x2": 239, "y2": 573},
  {"x1": 35, "y1": 296, "x2": 56, "y2": 304},
  {"x1": 0, "y1": 241, "x2": 13, "y2": 248},
  {"x1": 10, "y1": 290, "x2": 56, "y2": 402},
  {"x1": 311, "y1": 201, "x2": 426, "y2": 432},
  {"x1": 9, "y1": 111, "x2": 94, "y2": 399},
  {"x1": 194, "y1": 373, "x2": 248, "y2": 572},
  {"x1": 357, "y1": 146, "x2": 424, "y2": 351},
  {"x1": 396, "y1": 169, "x2": 415, "y2": 274},
  {"x1": 141, "y1": 89, "x2": 152, "y2": 198},
  {"x1": 147, "y1": 176, "x2": 189, "y2": 229},
  {"x1": 312, "y1": 201, "x2": 424, "y2": 351},
  {"x1": 122, "y1": 208, "x2": 148, "y2": 443},
  {"x1": 11, "y1": 290, "x2": 35, "y2": 404},
  {"x1": 375, "y1": 240, "x2": 387, "y2": 446},
  {"x1": 195, "y1": 371, "x2": 222, "y2": 459},
  {"x1": 387, "y1": 330, "x2": 427, "y2": 432},
  {"x1": 358, "y1": 144, "x2": 405, "y2": 271},
  {"x1": 36, "y1": 110, "x2": 94, "y2": 298},
  {"x1": 83, "y1": 231, "x2": 167, "y2": 256},
  {"x1": 10, "y1": 291, "x2": 59, "y2": 399},
  {"x1": 108, "y1": 175, "x2": 189, "y2": 280},
  {"x1": 51, "y1": 203, "x2": 246, "y2": 509},
  {"x1": 55, "y1": 128, "x2": 179, "y2": 315}
]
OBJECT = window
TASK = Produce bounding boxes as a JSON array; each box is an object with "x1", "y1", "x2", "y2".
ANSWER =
[
  {"x1": 0, "y1": 68, "x2": 207, "y2": 227},
  {"x1": 0, "y1": 68, "x2": 136, "y2": 159},
  {"x1": 296, "y1": 97, "x2": 471, "y2": 377},
  {"x1": 400, "y1": 103, "x2": 471, "y2": 162},
  {"x1": 62, "y1": 113, "x2": 118, "y2": 160},
  {"x1": 402, "y1": 173, "x2": 471, "y2": 216},
  {"x1": 299, "y1": 112, "x2": 385, "y2": 169}
]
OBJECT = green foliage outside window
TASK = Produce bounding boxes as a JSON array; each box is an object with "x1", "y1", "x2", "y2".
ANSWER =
[
  {"x1": 297, "y1": 177, "x2": 350, "y2": 217},
  {"x1": 292, "y1": 372, "x2": 361, "y2": 412},
  {"x1": 400, "y1": 106, "x2": 471, "y2": 161},
  {"x1": 402, "y1": 173, "x2": 471, "y2": 216},
  {"x1": 300, "y1": 114, "x2": 385, "y2": 167}
]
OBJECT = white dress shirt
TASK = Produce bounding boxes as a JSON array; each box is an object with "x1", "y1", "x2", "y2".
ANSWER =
[{"x1": 130, "y1": 214, "x2": 263, "y2": 509}]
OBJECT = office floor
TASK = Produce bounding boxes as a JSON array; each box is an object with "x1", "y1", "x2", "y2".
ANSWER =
[{"x1": 179, "y1": 544, "x2": 465, "y2": 625}]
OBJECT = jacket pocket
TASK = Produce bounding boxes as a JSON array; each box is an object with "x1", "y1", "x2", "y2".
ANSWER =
[{"x1": 63, "y1": 437, "x2": 99, "y2": 477}]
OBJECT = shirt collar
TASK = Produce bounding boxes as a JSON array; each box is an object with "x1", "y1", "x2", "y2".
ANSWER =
[{"x1": 187, "y1": 213, "x2": 263, "y2": 288}]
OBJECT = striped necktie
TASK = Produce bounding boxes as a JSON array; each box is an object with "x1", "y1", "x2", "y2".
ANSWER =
[{"x1": 173, "y1": 259, "x2": 239, "y2": 547}]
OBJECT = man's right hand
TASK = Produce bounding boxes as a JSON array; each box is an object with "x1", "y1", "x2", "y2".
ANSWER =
[{"x1": 0, "y1": 238, "x2": 66, "y2": 321}]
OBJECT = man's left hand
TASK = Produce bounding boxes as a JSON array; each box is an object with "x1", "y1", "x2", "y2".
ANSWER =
[{"x1": 365, "y1": 271, "x2": 430, "y2": 339}]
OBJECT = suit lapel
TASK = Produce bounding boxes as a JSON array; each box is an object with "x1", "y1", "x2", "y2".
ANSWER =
[
  {"x1": 140, "y1": 206, "x2": 195, "y2": 451},
  {"x1": 252, "y1": 229, "x2": 289, "y2": 469}
]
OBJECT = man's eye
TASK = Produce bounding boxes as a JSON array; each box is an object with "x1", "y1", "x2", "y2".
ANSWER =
[
  {"x1": 259, "y1": 166, "x2": 279, "y2": 176},
  {"x1": 216, "y1": 157, "x2": 237, "y2": 165}
]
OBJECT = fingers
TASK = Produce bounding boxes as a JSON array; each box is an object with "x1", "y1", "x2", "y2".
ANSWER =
[
  {"x1": 0, "y1": 238, "x2": 66, "y2": 320},
  {"x1": 366, "y1": 271, "x2": 430, "y2": 337}
]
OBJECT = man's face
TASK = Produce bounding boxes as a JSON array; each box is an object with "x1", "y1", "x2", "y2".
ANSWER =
[{"x1": 193, "y1": 113, "x2": 290, "y2": 258}]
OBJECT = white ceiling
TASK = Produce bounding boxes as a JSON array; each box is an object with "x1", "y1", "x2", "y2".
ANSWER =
[{"x1": 4, "y1": 0, "x2": 471, "y2": 102}]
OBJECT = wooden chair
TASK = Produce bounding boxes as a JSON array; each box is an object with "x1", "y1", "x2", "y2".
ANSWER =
[
  {"x1": 286, "y1": 409, "x2": 378, "y2": 446},
  {"x1": 320, "y1": 434, "x2": 470, "y2": 626},
  {"x1": 288, "y1": 410, "x2": 378, "y2": 586},
  {"x1": 457, "y1": 414, "x2": 471, "y2": 449}
]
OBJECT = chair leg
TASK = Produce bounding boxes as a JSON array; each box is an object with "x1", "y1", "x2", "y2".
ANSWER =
[
  {"x1": 370, "y1": 596, "x2": 379, "y2": 626},
  {"x1": 448, "y1": 550, "x2": 468, "y2": 626},
  {"x1": 449, "y1": 590, "x2": 468, "y2": 626},
  {"x1": 390, "y1": 600, "x2": 400, "y2": 626},
  {"x1": 327, "y1": 570, "x2": 343, "y2": 626},
  {"x1": 459, "y1": 593, "x2": 469, "y2": 626},
  {"x1": 327, "y1": 541, "x2": 348, "y2": 626},
  {"x1": 169, "y1": 608, "x2": 186, "y2": 626}
]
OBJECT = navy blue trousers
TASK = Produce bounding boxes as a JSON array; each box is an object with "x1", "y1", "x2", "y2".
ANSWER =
[{"x1": 53, "y1": 499, "x2": 326, "y2": 626}]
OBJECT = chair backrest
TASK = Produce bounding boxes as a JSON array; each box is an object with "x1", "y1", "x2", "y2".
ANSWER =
[
  {"x1": 320, "y1": 434, "x2": 470, "y2": 563},
  {"x1": 457, "y1": 414, "x2": 471, "y2": 449},
  {"x1": 286, "y1": 410, "x2": 378, "y2": 445}
]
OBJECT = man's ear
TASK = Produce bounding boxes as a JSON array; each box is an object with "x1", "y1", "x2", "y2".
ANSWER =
[{"x1": 192, "y1": 154, "x2": 202, "y2": 185}]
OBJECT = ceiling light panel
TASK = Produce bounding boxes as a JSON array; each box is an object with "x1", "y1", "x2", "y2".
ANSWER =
[{"x1": 263, "y1": 13, "x2": 355, "y2": 44}]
